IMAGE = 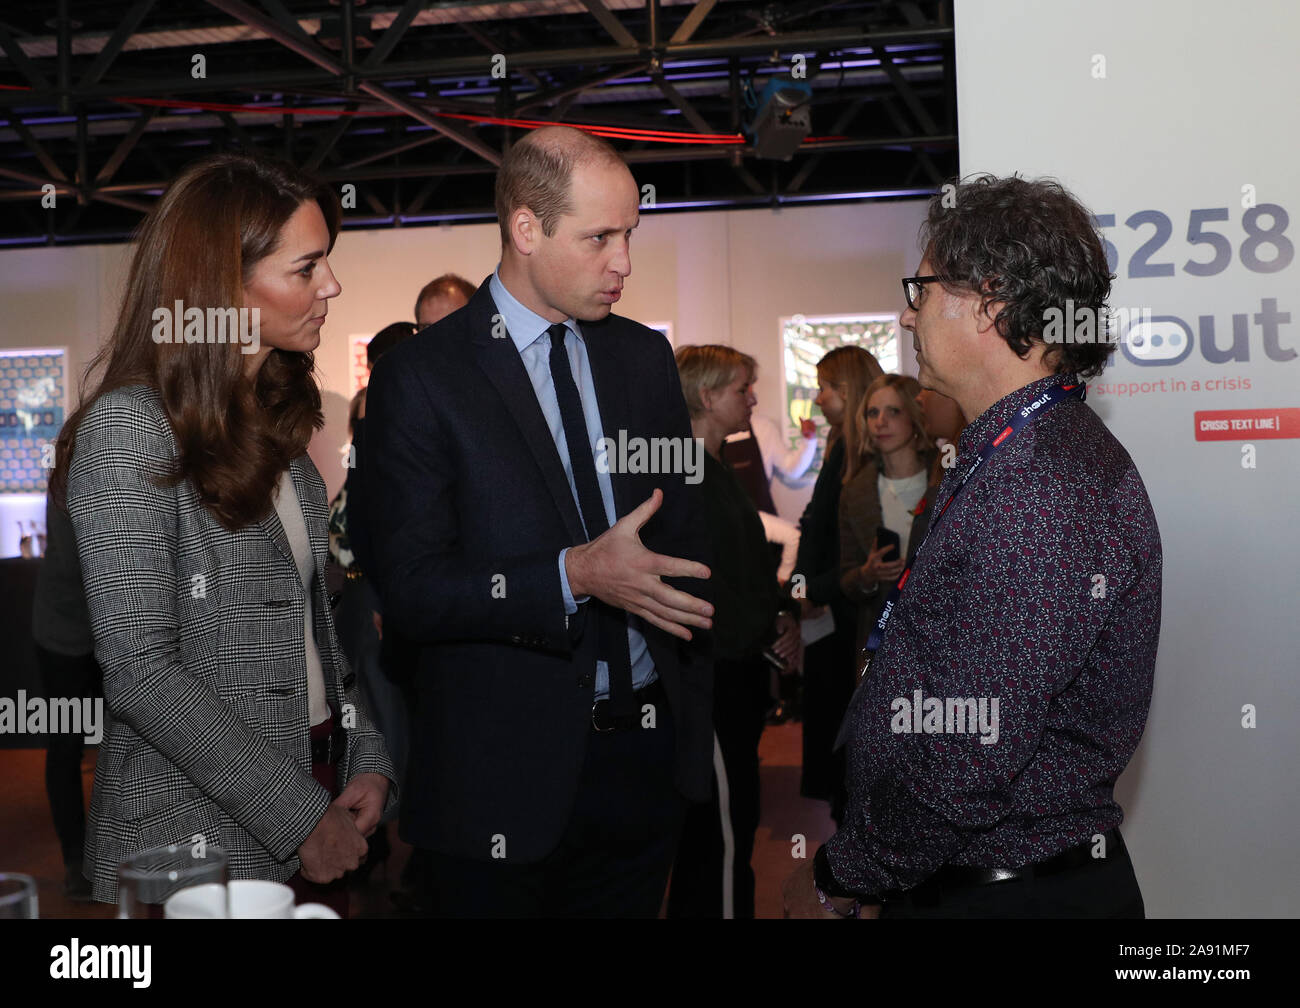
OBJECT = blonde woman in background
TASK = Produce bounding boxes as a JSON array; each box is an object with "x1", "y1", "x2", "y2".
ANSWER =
[
  {"x1": 838, "y1": 374, "x2": 938, "y2": 656},
  {"x1": 667, "y1": 344, "x2": 801, "y2": 919}
]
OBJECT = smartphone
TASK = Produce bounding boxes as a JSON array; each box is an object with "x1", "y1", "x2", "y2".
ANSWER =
[{"x1": 874, "y1": 526, "x2": 901, "y2": 562}]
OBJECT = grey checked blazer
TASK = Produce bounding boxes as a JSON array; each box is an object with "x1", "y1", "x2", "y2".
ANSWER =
[{"x1": 65, "y1": 384, "x2": 397, "y2": 904}]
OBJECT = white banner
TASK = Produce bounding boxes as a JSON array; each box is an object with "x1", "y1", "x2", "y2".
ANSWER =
[{"x1": 956, "y1": 0, "x2": 1299, "y2": 917}]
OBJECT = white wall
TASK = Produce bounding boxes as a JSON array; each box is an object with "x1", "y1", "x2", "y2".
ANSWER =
[
  {"x1": 0, "y1": 198, "x2": 929, "y2": 511},
  {"x1": 957, "y1": 0, "x2": 1300, "y2": 917}
]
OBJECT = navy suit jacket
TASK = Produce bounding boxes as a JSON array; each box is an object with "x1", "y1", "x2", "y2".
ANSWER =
[{"x1": 365, "y1": 278, "x2": 713, "y2": 862}]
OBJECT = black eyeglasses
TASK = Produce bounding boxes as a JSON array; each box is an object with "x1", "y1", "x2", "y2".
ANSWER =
[{"x1": 901, "y1": 275, "x2": 941, "y2": 311}]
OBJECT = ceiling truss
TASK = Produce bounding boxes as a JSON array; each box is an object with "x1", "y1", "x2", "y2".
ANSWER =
[{"x1": 0, "y1": 0, "x2": 957, "y2": 247}]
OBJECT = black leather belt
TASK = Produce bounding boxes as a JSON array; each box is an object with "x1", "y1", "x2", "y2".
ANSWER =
[
  {"x1": 592, "y1": 678, "x2": 666, "y2": 733},
  {"x1": 310, "y1": 722, "x2": 348, "y2": 765},
  {"x1": 894, "y1": 828, "x2": 1126, "y2": 905}
]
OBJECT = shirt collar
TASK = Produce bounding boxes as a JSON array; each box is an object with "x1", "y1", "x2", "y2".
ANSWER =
[
  {"x1": 489, "y1": 266, "x2": 582, "y2": 354},
  {"x1": 957, "y1": 372, "x2": 1079, "y2": 456}
]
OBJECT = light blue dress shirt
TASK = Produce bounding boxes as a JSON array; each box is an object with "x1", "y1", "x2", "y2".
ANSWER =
[{"x1": 488, "y1": 268, "x2": 655, "y2": 697}]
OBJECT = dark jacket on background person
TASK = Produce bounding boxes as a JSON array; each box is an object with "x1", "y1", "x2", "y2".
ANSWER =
[
  {"x1": 699, "y1": 451, "x2": 791, "y2": 661},
  {"x1": 788, "y1": 436, "x2": 854, "y2": 622},
  {"x1": 342, "y1": 416, "x2": 374, "y2": 576},
  {"x1": 32, "y1": 494, "x2": 93, "y2": 657},
  {"x1": 786, "y1": 435, "x2": 859, "y2": 805}
]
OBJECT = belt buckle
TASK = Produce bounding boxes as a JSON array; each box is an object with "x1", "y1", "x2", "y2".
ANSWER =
[{"x1": 591, "y1": 700, "x2": 615, "y2": 733}]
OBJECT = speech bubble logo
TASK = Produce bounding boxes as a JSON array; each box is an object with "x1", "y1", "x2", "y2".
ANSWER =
[{"x1": 1119, "y1": 315, "x2": 1194, "y2": 367}]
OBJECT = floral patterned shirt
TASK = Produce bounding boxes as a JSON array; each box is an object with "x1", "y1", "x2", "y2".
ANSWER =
[{"x1": 826, "y1": 373, "x2": 1163, "y2": 898}]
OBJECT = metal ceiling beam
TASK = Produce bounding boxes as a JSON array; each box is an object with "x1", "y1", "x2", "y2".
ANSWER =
[
  {"x1": 78, "y1": 0, "x2": 156, "y2": 90},
  {"x1": 0, "y1": 25, "x2": 951, "y2": 106},
  {"x1": 216, "y1": 110, "x2": 261, "y2": 151},
  {"x1": 361, "y1": 0, "x2": 425, "y2": 69},
  {"x1": 652, "y1": 70, "x2": 718, "y2": 135},
  {"x1": 874, "y1": 47, "x2": 939, "y2": 136},
  {"x1": 0, "y1": 131, "x2": 954, "y2": 201},
  {"x1": 304, "y1": 100, "x2": 360, "y2": 172},
  {"x1": 204, "y1": 0, "x2": 501, "y2": 165},
  {"x1": 93, "y1": 107, "x2": 156, "y2": 185},
  {"x1": 4, "y1": 111, "x2": 68, "y2": 182},
  {"x1": 668, "y1": 0, "x2": 720, "y2": 45},
  {"x1": 580, "y1": 0, "x2": 640, "y2": 49},
  {"x1": 515, "y1": 62, "x2": 651, "y2": 114},
  {"x1": 459, "y1": 21, "x2": 544, "y2": 90},
  {"x1": 0, "y1": 22, "x2": 51, "y2": 91},
  {"x1": 0, "y1": 164, "x2": 152, "y2": 214},
  {"x1": 879, "y1": 94, "x2": 943, "y2": 187},
  {"x1": 787, "y1": 96, "x2": 866, "y2": 193}
]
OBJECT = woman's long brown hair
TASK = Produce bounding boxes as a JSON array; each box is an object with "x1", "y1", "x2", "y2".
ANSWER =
[
  {"x1": 814, "y1": 345, "x2": 883, "y2": 484},
  {"x1": 49, "y1": 152, "x2": 341, "y2": 530}
]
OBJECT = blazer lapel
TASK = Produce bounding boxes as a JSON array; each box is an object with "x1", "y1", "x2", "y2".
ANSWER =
[
  {"x1": 256, "y1": 474, "x2": 295, "y2": 569},
  {"x1": 470, "y1": 290, "x2": 586, "y2": 544},
  {"x1": 255, "y1": 460, "x2": 326, "y2": 577},
  {"x1": 289, "y1": 456, "x2": 329, "y2": 576}
]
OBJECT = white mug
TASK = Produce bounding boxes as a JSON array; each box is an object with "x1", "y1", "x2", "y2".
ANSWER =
[{"x1": 165, "y1": 880, "x2": 340, "y2": 919}]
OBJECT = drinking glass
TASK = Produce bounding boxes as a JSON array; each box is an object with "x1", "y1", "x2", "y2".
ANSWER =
[
  {"x1": 117, "y1": 843, "x2": 229, "y2": 919},
  {"x1": 0, "y1": 873, "x2": 39, "y2": 919}
]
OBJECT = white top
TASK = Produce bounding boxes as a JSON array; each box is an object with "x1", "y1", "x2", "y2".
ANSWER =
[
  {"x1": 272, "y1": 470, "x2": 331, "y2": 727},
  {"x1": 878, "y1": 469, "x2": 929, "y2": 560}
]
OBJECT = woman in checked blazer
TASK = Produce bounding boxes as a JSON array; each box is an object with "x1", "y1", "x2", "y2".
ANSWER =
[{"x1": 48, "y1": 153, "x2": 397, "y2": 910}]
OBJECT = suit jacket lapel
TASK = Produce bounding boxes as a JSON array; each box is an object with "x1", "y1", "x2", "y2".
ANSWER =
[
  {"x1": 255, "y1": 459, "x2": 326, "y2": 577},
  {"x1": 470, "y1": 289, "x2": 586, "y2": 544}
]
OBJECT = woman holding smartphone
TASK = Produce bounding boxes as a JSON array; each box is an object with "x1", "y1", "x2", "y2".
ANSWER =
[
  {"x1": 839, "y1": 374, "x2": 938, "y2": 656},
  {"x1": 50, "y1": 153, "x2": 397, "y2": 915}
]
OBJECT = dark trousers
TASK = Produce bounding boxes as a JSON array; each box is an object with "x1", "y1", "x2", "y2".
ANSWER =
[
  {"x1": 666, "y1": 656, "x2": 767, "y2": 919},
  {"x1": 881, "y1": 831, "x2": 1146, "y2": 919},
  {"x1": 35, "y1": 643, "x2": 101, "y2": 868},
  {"x1": 420, "y1": 693, "x2": 685, "y2": 918},
  {"x1": 799, "y1": 613, "x2": 857, "y2": 816}
]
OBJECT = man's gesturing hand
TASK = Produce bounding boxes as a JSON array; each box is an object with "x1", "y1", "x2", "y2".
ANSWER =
[{"x1": 565, "y1": 489, "x2": 712, "y2": 641}]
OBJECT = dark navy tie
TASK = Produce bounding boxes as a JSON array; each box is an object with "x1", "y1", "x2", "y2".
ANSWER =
[{"x1": 547, "y1": 323, "x2": 635, "y2": 716}]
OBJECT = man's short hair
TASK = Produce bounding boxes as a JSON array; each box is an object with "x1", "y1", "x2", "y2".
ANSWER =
[
  {"x1": 921, "y1": 174, "x2": 1115, "y2": 380},
  {"x1": 493, "y1": 127, "x2": 626, "y2": 246},
  {"x1": 414, "y1": 273, "x2": 477, "y2": 321}
]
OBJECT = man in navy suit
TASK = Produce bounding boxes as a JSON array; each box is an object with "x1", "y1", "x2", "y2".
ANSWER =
[{"x1": 365, "y1": 126, "x2": 715, "y2": 917}]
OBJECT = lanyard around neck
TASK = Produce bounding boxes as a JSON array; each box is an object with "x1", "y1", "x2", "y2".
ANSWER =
[{"x1": 862, "y1": 380, "x2": 1086, "y2": 659}]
